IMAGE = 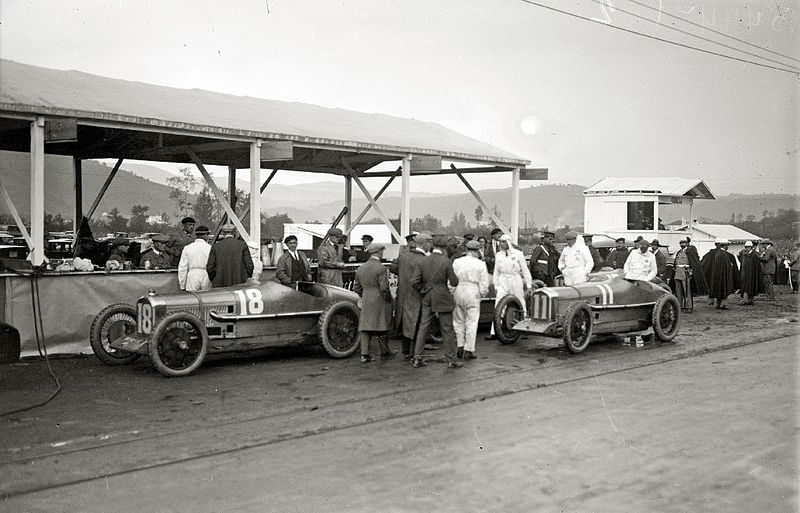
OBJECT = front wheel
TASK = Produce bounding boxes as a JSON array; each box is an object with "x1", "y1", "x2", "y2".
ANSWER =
[
  {"x1": 652, "y1": 294, "x2": 681, "y2": 341},
  {"x1": 494, "y1": 295, "x2": 523, "y2": 345},
  {"x1": 318, "y1": 301, "x2": 360, "y2": 358},
  {"x1": 89, "y1": 303, "x2": 141, "y2": 365},
  {"x1": 149, "y1": 312, "x2": 208, "y2": 377},
  {"x1": 562, "y1": 302, "x2": 593, "y2": 354}
]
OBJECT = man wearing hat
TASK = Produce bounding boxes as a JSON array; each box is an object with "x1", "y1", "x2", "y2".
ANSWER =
[
  {"x1": 274, "y1": 235, "x2": 311, "y2": 285},
  {"x1": 737, "y1": 240, "x2": 763, "y2": 305},
  {"x1": 623, "y1": 237, "x2": 658, "y2": 282},
  {"x1": 452, "y1": 239, "x2": 490, "y2": 359},
  {"x1": 105, "y1": 237, "x2": 130, "y2": 269},
  {"x1": 759, "y1": 239, "x2": 777, "y2": 301},
  {"x1": 354, "y1": 234, "x2": 373, "y2": 263},
  {"x1": 178, "y1": 226, "x2": 212, "y2": 291},
  {"x1": 390, "y1": 232, "x2": 429, "y2": 359},
  {"x1": 529, "y1": 232, "x2": 557, "y2": 287},
  {"x1": 706, "y1": 238, "x2": 737, "y2": 309},
  {"x1": 140, "y1": 234, "x2": 174, "y2": 270},
  {"x1": 317, "y1": 227, "x2": 347, "y2": 287},
  {"x1": 354, "y1": 243, "x2": 394, "y2": 362},
  {"x1": 484, "y1": 228, "x2": 504, "y2": 275},
  {"x1": 650, "y1": 239, "x2": 667, "y2": 280},
  {"x1": 167, "y1": 216, "x2": 197, "y2": 267},
  {"x1": 583, "y1": 234, "x2": 603, "y2": 273},
  {"x1": 411, "y1": 234, "x2": 460, "y2": 368},
  {"x1": 558, "y1": 231, "x2": 593, "y2": 286},
  {"x1": 604, "y1": 238, "x2": 629, "y2": 270},
  {"x1": 206, "y1": 224, "x2": 254, "y2": 288}
]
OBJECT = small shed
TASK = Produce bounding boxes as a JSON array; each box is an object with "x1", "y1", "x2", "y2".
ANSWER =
[
  {"x1": 583, "y1": 177, "x2": 716, "y2": 253},
  {"x1": 674, "y1": 223, "x2": 764, "y2": 258}
]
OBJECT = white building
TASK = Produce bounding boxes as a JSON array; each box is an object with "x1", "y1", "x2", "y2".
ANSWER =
[
  {"x1": 583, "y1": 177, "x2": 718, "y2": 253},
  {"x1": 672, "y1": 223, "x2": 764, "y2": 259}
]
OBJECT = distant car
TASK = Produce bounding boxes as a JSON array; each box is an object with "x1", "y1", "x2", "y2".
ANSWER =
[
  {"x1": 90, "y1": 281, "x2": 361, "y2": 376},
  {"x1": 493, "y1": 269, "x2": 680, "y2": 353}
]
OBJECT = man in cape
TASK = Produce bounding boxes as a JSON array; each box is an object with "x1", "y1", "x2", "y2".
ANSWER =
[
  {"x1": 737, "y1": 240, "x2": 763, "y2": 305},
  {"x1": 704, "y1": 238, "x2": 738, "y2": 309}
]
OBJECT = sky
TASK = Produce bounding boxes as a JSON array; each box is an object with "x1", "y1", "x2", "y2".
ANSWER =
[{"x1": 0, "y1": 0, "x2": 797, "y2": 197}]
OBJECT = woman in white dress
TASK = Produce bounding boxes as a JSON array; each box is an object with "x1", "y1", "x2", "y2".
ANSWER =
[{"x1": 493, "y1": 234, "x2": 533, "y2": 315}]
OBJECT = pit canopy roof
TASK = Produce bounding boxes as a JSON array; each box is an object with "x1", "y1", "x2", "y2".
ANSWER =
[
  {"x1": 584, "y1": 177, "x2": 715, "y2": 200},
  {"x1": 0, "y1": 59, "x2": 529, "y2": 174}
]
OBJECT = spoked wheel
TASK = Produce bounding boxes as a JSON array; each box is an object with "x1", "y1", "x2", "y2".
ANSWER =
[
  {"x1": 149, "y1": 312, "x2": 208, "y2": 377},
  {"x1": 562, "y1": 302, "x2": 593, "y2": 354},
  {"x1": 318, "y1": 301, "x2": 361, "y2": 358},
  {"x1": 494, "y1": 295, "x2": 523, "y2": 345},
  {"x1": 652, "y1": 294, "x2": 681, "y2": 341},
  {"x1": 89, "y1": 303, "x2": 141, "y2": 365}
]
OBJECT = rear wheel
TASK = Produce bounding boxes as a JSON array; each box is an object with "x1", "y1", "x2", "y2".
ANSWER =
[
  {"x1": 90, "y1": 303, "x2": 141, "y2": 365},
  {"x1": 562, "y1": 302, "x2": 593, "y2": 354},
  {"x1": 149, "y1": 312, "x2": 207, "y2": 377},
  {"x1": 494, "y1": 295, "x2": 523, "y2": 345},
  {"x1": 318, "y1": 301, "x2": 360, "y2": 358},
  {"x1": 652, "y1": 294, "x2": 680, "y2": 341}
]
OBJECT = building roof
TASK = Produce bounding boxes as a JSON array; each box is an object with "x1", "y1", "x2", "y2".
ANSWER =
[
  {"x1": 679, "y1": 223, "x2": 763, "y2": 242},
  {"x1": 0, "y1": 59, "x2": 528, "y2": 169},
  {"x1": 584, "y1": 177, "x2": 715, "y2": 200}
]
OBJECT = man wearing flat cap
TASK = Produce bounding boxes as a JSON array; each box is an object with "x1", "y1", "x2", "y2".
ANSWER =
[
  {"x1": 650, "y1": 239, "x2": 667, "y2": 280},
  {"x1": 178, "y1": 226, "x2": 212, "y2": 291},
  {"x1": 604, "y1": 237, "x2": 630, "y2": 270},
  {"x1": 274, "y1": 235, "x2": 311, "y2": 286},
  {"x1": 354, "y1": 244, "x2": 394, "y2": 362},
  {"x1": 759, "y1": 239, "x2": 777, "y2": 301},
  {"x1": 206, "y1": 224, "x2": 254, "y2": 288},
  {"x1": 390, "y1": 232, "x2": 430, "y2": 359},
  {"x1": 105, "y1": 237, "x2": 130, "y2": 268},
  {"x1": 452, "y1": 239, "x2": 489, "y2": 359},
  {"x1": 411, "y1": 234, "x2": 460, "y2": 368},
  {"x1": 167, "y1": 216, "x2": 197, "y2": 267},
  {"x1": 317, "y1": 227, "x2": 347, "y2": 287},
  {"x1": 558, "y1": 231, "x2": 593, "y2": 286},
  {"x1": 354, "y1": 234, "x2": 373, "y2": 263},
  {"x1": 140, "y1": 234, "x2": 174, "y2": 270}
]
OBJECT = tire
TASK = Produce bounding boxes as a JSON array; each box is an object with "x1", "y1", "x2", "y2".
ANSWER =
[
  {"x1": 318, "y1": 301, "x2": 361, "y2": 358},
  {"x1": 149, "y1": 312, "x2": 208, "y2": 377},
  {"x1": 562, "y1": 302, "x2": 593, "y2": 354},
  {"x1": 89, "y1": 303, "x2": 141, "y2": 365},
  {"x1": 652, "y1": 294, "x2": 681, "y2": 342},
  {"x1": 494, "y1": 295, "x2": 523, "y2": 345}
]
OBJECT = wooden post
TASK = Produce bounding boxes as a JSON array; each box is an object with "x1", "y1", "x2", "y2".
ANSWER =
[
  {"x1": 511, "y1": 167, "x2": 520, "y2": 244},
  {"x1": 87, "y1": 158, "x2": 124, "y2": 220},
  {"x1": 344, "y1": 175, "x2": 352, "y2": 249},
  {"x1": 401, "y1": 155, "x2": 411, "y2": 242},
  {"x1": 73, "y1": 157, "x2": 83, "y2": 237},
  {"x1": 249, "y1": 141, "x2": 261, "y2": 246},
  {"x1": 30, "y1": 117, "x2": 45, "y2": 265}
]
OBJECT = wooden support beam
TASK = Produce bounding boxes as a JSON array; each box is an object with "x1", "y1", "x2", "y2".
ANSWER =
[
  {"x1": 0, "y1": 179, "x2": 34, "y2": 253},
  {"x1": 131, "y1": 141, "x2": 249, "y2": 159},
  {"x1": 344, "y1": 176, "x2": 352, "y2": 249},
  {"x1": 249, "y1": 141, "x2": 262, "y2": 248},
  {"x1": 401, "y1": 156, "x2": 411, "y2": 242},
  {"x1": 213, "y1": 169, "x2": 277, "y2": 242},
  {"x1": 188, "y1": 148, "x2": 252, "y2": 243},
  {"x1": 73, "y1": 157, "x2": 83, "y2": 237},
  {"x1": 344, "y1": 162, "x2": 403, "y2": 244},
  {"x1": 365, "y1": 165, "x2": 516, "y2": 178},
  {"x1": 451, "y1": 164, "x2": 511, "y2": 236},
  {"x1": 87, "y1": 158, "x2": 123, "y2": 220},
  {"x1": 511, "y1": 167, "x2": 520, "y2": 244},
  {"x1": 345, "y1": 170, "x2": 398, "y2": 236},
  {"x1": 29, "y1": 116, "x2": 46, "y2": 265}
]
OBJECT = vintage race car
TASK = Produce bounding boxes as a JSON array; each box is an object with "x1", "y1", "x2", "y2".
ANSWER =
[
  {"x1": 89, "y1": 281, "x2": 361, "y2": 377},
  {"x1": 493, "y1": 269, "x2": 680, "y2": 353}
]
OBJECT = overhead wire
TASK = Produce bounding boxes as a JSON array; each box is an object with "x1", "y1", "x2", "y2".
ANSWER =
[
  {"x1": 585, "y1": 0, "x2": 800, "y2": 72},
  {"x1": 518, "y1": 0, "x2": 800, "y2": 75},
  {"x1": 625, "y1": 0, "x2": 800, "y2": 64}
]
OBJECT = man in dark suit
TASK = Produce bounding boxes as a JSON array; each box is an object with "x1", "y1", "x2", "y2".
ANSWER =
[
  {"x1": 390, "y1": 232, "x2": 430, "y2": 359},
  {"x1": 206, "y1": 224, "x2": 254, "y2": 288},
  {"x1": 354, "y1": 244, "x2": 394, "y2": 363},
  {"x1": 604, "y1": 237, "x2": 629, "y2": 269},
  {"x1": 411, "y1": 235, "x2": 460, "y2": 368},
  {"x1": 484, "y1": 228, "x2": 503, "y2": 275},
  {"x1": 274, "y1": 235, "x2": 311, "y2": 285}
]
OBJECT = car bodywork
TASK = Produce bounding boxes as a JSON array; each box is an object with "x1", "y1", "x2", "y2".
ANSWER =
[
  {"x1": 494, "y1": 269, "x2": 680, "y2": 353},
  {"x1": 91, "y1": 281, "x2": 361, "y2": 376}
]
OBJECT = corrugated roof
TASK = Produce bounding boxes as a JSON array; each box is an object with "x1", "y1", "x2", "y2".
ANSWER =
[
  {"x1": 680, "y1": 223, "x2": 763, "y2": 241},
  {"x1": 584, "y1": 177, "x2": 715, "y2": 199},
  {"x1": 0, "y1": 59, "x2": 528, "y2": 166}
]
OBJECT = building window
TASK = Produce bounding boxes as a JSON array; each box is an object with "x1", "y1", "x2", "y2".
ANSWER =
[{"x1": 627, "y1": 201, "x2": 654, "y2": 230}]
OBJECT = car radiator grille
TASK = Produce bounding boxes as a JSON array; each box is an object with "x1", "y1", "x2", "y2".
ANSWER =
[{"x1": 531, "y1": 292, "x2": 553, "y2": 320}]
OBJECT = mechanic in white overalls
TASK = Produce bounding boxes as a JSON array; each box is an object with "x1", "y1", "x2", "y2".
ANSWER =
[
  {"x1": 493, "y1": 234, "x2": 533, "y2": 315},
  {"x1": 451, "y1": 240, "x2": 490, "y2": 359},
  {"x1": 558, "y1": 231, "x2": 594, "y2": 286}
]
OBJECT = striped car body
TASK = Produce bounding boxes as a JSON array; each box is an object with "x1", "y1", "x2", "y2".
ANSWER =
[{"x1": 512, "y1": 269, "x2": 671, "y2": 337}]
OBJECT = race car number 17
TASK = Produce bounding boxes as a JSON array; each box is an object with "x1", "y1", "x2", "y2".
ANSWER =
[{"x1": 234, "y1": 289, "x2": 264, "y2": 315}]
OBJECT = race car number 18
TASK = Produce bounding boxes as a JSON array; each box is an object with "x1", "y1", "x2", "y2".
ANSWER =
[{"x1": 234, "y1": 289, "x2": 264, "y2": 315}]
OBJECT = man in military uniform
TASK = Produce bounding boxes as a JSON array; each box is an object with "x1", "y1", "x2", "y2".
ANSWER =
[
  {"x1": 604, "y1": 237, "x2": 629, "y2": 270},
  {"x1": 529, "y1": 231, "x2": 559, "y2": 286},
  {"x1": 140, "y1": 234, "x2": 173, "y2": 269}
]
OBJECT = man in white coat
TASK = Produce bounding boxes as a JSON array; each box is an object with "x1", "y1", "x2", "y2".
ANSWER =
[
  {"x1": 178, "y1": 225, "x2": 212, "y2": 291},
  {"x1": 624, "y1": 237, "x2": 658, "y2": 281},
  {"x1": 493, "y1": 234, "x2": 533, "y2": 315},
  {"x1": 451, "y1": 240, "x2": 490, "y2": 359},
  {"x1": 558, "y1": 231, "x2": 594, "y2": 286}
]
